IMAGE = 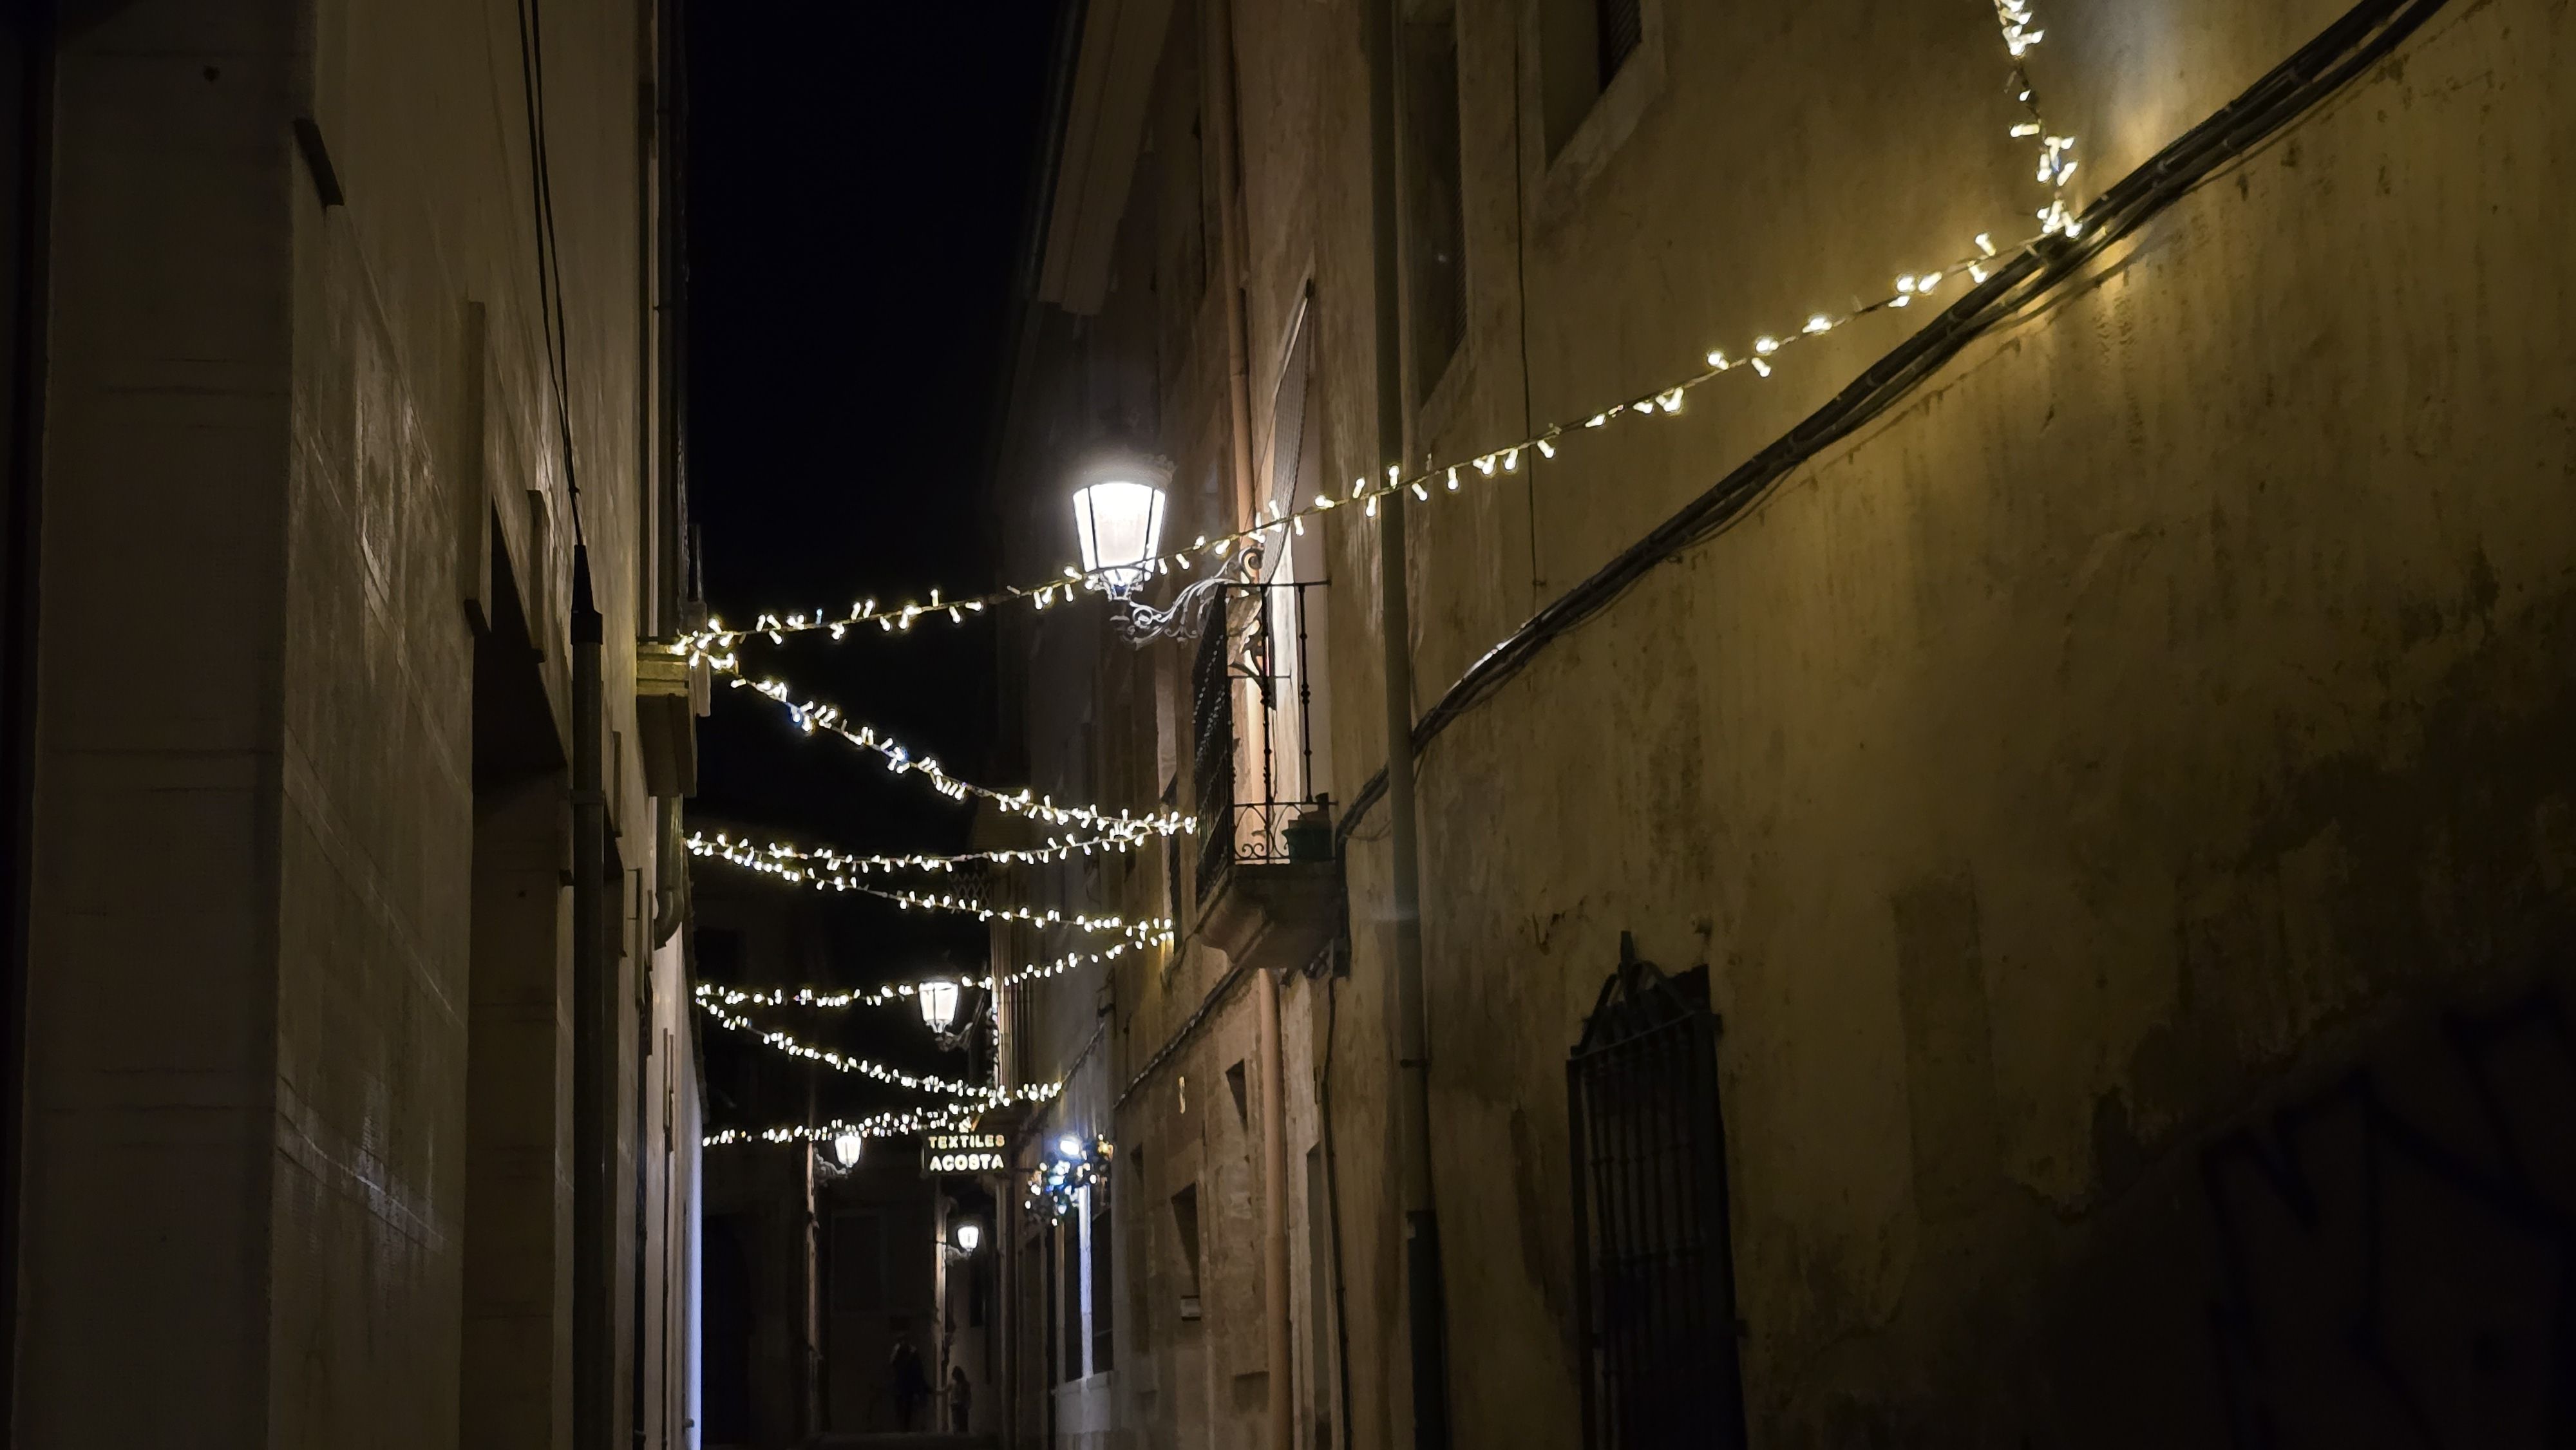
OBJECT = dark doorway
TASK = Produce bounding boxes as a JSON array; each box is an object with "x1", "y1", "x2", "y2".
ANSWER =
[
  {"x1": 460, "y1": 534, "x2": 573, "y2": 1444},
  {"x1": 703, "y1": 1212, "x2": 755, "y2": 1445}
]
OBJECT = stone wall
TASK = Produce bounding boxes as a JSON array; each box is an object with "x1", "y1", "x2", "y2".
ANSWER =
[{"x1": 14, "y1": 0, "x2": 697, "y2": 1444}]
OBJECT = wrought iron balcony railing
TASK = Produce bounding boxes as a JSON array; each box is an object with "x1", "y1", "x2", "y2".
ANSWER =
[{"x1": 1189, "y1": 579, "x2": 1330, "y2": 903}]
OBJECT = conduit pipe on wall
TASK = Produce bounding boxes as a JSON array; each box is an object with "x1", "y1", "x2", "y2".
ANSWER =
[
  {"x1": 1362, "y1": 0, "x2": 1452, "y2": 1444},
  {"x1": 571, "y1": 547, "x2": 613, "y2": 1450},
  {"x1": 1204, "y1": 2, "x2": 1294, "y2": 1446}
]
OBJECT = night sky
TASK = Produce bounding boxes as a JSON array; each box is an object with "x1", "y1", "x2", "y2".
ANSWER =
[{"x1": 685, "y1": 1, "x2": 1066, "y2": 1112}]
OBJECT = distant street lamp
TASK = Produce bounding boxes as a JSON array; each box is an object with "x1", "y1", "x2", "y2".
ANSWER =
[
  {"x1": 832, "y1": 1132, "x2": 864, "y2": 1169},
  {"x1": 954, "y1": 1222, "x2": 983, "y2": 1254},
  {"x1": 918, "y1": 979, "x2": 961, "y2": 1032},
  {"x1": 1070, "y1": 465, "x2": 1167, "y2": 599}
]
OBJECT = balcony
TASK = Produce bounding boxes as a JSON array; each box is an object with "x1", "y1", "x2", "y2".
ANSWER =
[{"x1": 1189, "y1": 579, "x2": 1340, "y2": 976}]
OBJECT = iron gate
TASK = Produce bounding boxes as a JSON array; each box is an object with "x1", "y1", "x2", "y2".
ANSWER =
[{"x1": 1567, "y1": 933, "x2": 1747, "y2": 1450}]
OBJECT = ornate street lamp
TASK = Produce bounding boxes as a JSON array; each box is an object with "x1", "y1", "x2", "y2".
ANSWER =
[
  {"x1": 917, "y1": 979, "x2": 961, "y2": 1033},
  {"x1": 831, "y1": 1132, "x2": 864, "y2": 1169},
  {"x1": 1070, "y1": 455, "x2": 1247, "y2": 646},
  {"x1": 954, "y1": 1221, "x2": 983, "y2": 1254},
  {"x1": 1069, "y1": 459, "x2": 1168, "y2": 599}
]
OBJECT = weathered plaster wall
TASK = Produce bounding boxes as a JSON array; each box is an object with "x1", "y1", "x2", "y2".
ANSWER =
[
  {"x1": 1011, "y1": 0, "x2": 2572, "y2": 1444},
  {"x1": 1300, "y1": 0, "x2": 2576, "y2": 1444}
]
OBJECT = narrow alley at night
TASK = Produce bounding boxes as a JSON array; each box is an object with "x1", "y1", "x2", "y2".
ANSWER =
[{"x1": 3, "y1": 0, "x2": 2573, "y2": 1447}]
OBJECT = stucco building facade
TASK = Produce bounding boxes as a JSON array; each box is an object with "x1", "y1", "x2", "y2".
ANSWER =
[
  {"x1": 988, "y1": 0, "x2": 2576, "y2": 1446},
  {"x1": 2, "y1": 1, "x2": 705, "y2": 1446}
]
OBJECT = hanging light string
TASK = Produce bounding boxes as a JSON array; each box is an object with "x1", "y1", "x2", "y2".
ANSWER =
[
  {"x1": 687, "y1": 832, "x2": 1180, "y2": 946},
  {"x1": 681, "y1": 0, "x2": 2087, "y2": 663},
  {"x1": 696, "y1": 997, "x2": 1066, "y2": 1104},
  {"x1": 695, "y1": 939, "x2": 1139, "y2": 1015},
  {"x1": 688, "y1": 822, "x2": 1169, "y2": 879},
  {"x1": 687, "y1": 218, "x2": 2056, "y2": 658},
  {"x1": 1991, "y1": 0, "x2": 2083, "y2": 238},
  {"x1": 704, "y1": 1104, "x2": 985, "y2": 1149},
  {"x1": 719, "y1": 673, "x2": 1197, "y2": 842}
]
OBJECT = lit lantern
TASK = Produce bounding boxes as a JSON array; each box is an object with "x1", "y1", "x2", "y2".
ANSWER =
[
  {"x1": 955, "y1": 1222, "x2": 983, "y2": 1254},
  {"x1": 918, "y1": 979, "x2": 961, "y2": 1032},
  {"x1": 1057, "y1": 1133, "x2": 1083, "y2": 1160},
  {"x1": 1070, "y1": 461, "x2": 1168, "y2": 598},
  {"x1": 832, "y1": 1132, "x2": 864, "y2": 1169}
]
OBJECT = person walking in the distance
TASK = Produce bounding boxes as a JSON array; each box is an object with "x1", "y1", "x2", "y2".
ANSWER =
[
  {"x1": 948, "y1": 1365, "x2": 972, "y2": 1433},
  {"x1": 889, "y1": 1332, "x2": 929, "y2": 1431}
]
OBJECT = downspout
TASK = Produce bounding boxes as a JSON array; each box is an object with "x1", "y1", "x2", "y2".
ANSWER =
[
  {"x1": 1361, "y1": 0, "x2": 1452, "y2": 1445},
  {"x1": 571, "y1": 547, "x2": 612, "y2": 1450},
  {"x1": 0, "y1": 13, "x2": 57, "y2": 1433},
  {"x1": 1204, "y1": 3, "x2": 1294, "y2": 1446},
  {"x1": 1255, "y1": 969, "x2": 1291, "y2": 1450},
  {"x1": 1207, "y1": 0, "x2": 1259, "y2": 532}
]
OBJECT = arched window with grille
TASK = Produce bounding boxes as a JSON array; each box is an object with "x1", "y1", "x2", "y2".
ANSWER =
[{"x1": 1566, "y1": 934, "x2": 1747, "y2": 1449}]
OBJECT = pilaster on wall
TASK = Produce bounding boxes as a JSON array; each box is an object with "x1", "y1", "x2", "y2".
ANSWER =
[{"x1": 16, "y1": 3, "x2": 301, "y2": 1446}]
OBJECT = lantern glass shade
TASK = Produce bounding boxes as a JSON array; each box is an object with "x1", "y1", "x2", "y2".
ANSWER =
[
  {"x1": 955, "y1": 1222, "x2": 983, "y2": 1254},
  {"x1": 1072, "y1": 480, "x2": 1166, "y2": 597},
  {"x1": 831, "y1": 1133, "x2": 864, "y2": 1169},
  {"x1": 918, "y1": 979, "x2": 961, "y2": 1031}
]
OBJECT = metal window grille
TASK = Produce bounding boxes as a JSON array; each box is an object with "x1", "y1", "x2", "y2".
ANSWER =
[
  {"x1": 1597, "y1": 0, "x2": 1643, "y2": 86},
  {"x1": 1189, "y1": 605, "x2": 1235, "y2": 901},
  {"x1": 1566, "y1": 934, "x2": 1746, "y2": 1450}
]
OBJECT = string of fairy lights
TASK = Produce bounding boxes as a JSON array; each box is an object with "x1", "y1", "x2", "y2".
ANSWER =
[
  {"x1": 688, "y1": 822, "x2": 1167, "y2": 878},
  {"x1": 687, "y1": 832, "x2": 1178, "y2": 946},
  {"x1": 723, "y1": 674, "x2": 1197, "y2": 840},
  {"x1": 1991, "y1": 0, "x2": 2082, "y2": 240},
  {"x1": 696, "y1": 938, "x2": 1141, "y2": 1015},
  {"x1": 700, "y1": 0, "x2": 2087, "y2": 1148},
  {"x1": 676, "y1": 0, "x2": 2085, "y2": 667},
  {"x1": 697, "y1": 997, "x2": 1064, "y2": 1105},
  {"x1": 703, "y1": 1104, "x2": 987, "y2": 1149}
]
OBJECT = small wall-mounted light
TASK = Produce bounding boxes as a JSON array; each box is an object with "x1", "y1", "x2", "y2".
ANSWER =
[
  {"x1": 955, "y1": 1222, "x2": 984, "y2": 1254},
  {"x1": 1057, "y1": 1133, "x2": 1084, "y2": 1160},
  {"x1": 832, "y1": 1132, "x2": 864, "y2": 1169}
]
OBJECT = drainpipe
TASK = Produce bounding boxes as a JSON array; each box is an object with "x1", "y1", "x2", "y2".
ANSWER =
[
  {"x1": 1207, "y1": 0, "x2": 1259, "y2": 533},
  {"x1": 631, "y1": 864, "x2": 655, "y2": 1450},
  {"x1": 571, "y1": 546, "x2": 612, "y2": 1450},
  {"x1": 1204, "y1": 5, "x2": 1294, "y2": 1447},
  {"x1": 1256, "y1": 968, "x2": 1291, "y2": 1449},
  {"x1": 1361, "y1": 0, "x2": 1452, "y2": 1445}
]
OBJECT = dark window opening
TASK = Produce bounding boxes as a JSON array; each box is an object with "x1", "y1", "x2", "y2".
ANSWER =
[
  {"x1": 1401, "y1": 5, "x2": 1466, "y2": 401},
  {"x1": 829, "y1": 1211, "x2": 885, "y2": 1315},
  {"x1": 1539, "y1": 0, "x2": 1643, "y2": 160},
  {"x1": 1597, "y1": 0, "x2": 1643, "y2": 84},
  {"x1": 1090, "y1": 1181, "x2": 1115, "y2": 1372},
  {"x1": 1567, "y1": 935, "x2": 1745, "y2": 1450}
]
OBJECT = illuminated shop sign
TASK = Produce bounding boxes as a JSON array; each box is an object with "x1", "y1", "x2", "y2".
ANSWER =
[{"x1": 923, "y1": 1132, "x2": 1009, "y2": 1177}]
